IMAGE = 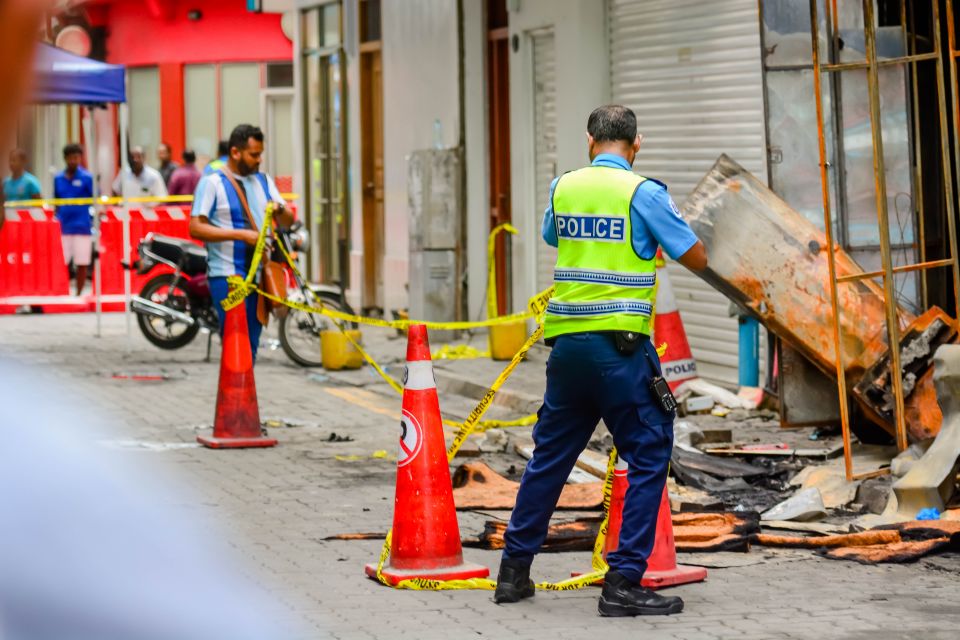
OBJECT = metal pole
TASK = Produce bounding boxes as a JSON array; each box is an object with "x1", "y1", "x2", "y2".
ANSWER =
[
  {"x1": 904, "y1": 0, "x2": 927, "y2": 309},
  {"x1": 119, "y1": 103, "x2": 132, "y2": 350},
  {"x1": 862, "y1": 0, "x2": 909, "y2": 453},
  {"x1": 941, "y1": 0, "x2": 960, "y2": 322},
  {"x1": 83, "y1": 106, "x2": 103, "y2": 338},
  {"x1": 810, "y1": 0, "x2": 855, "y2": 481}
]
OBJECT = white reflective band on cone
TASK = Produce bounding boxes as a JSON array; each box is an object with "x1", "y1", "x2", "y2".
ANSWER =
[
  {"x1": 654, "y1": 263, "x2": 678, "y2": 314},
  {"x1": 663, "y1": 357, "x2": 697, "y2": 382},
  {"x1": 404, "y1": 360, "x2": 436, "y2": 390}
]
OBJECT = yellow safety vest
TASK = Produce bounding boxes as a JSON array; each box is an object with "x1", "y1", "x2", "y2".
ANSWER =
[{"x1": 544, "y1": 166, "x2": 657, "y2": 340}]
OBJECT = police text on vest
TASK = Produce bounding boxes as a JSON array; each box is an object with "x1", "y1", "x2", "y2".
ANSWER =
[{"x1": 555, "y1": 214, "x2": 626, "y2": 242}]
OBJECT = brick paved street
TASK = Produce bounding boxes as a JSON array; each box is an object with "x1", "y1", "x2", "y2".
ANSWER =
[{"x1": 1, "y1": 313, "x2": 958, "y2": 640}]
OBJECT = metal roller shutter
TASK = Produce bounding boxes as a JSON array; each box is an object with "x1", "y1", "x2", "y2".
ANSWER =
[
  {"x1": 532, "y1": 28, "x2": 558, "y2": 293},
  {"x1": 608, "y1": 0, "x2": 768, "y2": 386}
]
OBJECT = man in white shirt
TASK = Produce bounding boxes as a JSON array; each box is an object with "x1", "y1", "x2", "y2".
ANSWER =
[{"x1": 112, "y1": 146, "x2": 168, "y2": 201}]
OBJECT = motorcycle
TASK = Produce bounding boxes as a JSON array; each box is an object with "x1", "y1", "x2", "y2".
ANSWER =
[{"x1": 129, "y1": 224, "x2": 355, "y2": 367}]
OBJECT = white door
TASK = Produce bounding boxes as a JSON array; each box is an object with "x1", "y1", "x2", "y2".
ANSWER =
[
  {"x1": 263, "y1": 91, "x2": 295, "y2": 186},
  {"x1": 531, "y1": 28, "x2": 558, "y2": 294},
  {"x1": 608, "y1": 0, "x2": 768, "y2": 386}
]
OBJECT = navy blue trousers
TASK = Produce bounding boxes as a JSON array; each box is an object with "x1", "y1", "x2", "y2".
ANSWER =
[
  {"x1": 209, "y1": 276, "x2": 263, "y2": 360},
  {"x1": 502, "y1": 332, "x2": 674, "y2": 583}
]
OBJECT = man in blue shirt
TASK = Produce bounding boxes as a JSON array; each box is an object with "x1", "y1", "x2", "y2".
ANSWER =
[
  {"x1": 54, "y1": 143, "x2": 95, "y2": 296},
  {"x1": 493, "y1": 106, "x2": 706, "y2": 616},
  {"x1": 3, "y1": 149, "x2": 42, "y2": 203},
  {"x1": 202, "y1": 140, "x2": 229, "y2": 176},
  {"x1": 189, "y1": 125, "x2": 293, "y2": 358}
]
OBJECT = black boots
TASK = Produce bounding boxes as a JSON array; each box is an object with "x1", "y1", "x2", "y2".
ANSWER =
[
  {"x1": 493, "y1": 563, "x2": 684, "y2": 615},
  {"x1": 493, "y1": 559, "x2": 535, "y2": 604},
  {"x1": 598, "y1": 571, "x2": 684, "y2": 617}
]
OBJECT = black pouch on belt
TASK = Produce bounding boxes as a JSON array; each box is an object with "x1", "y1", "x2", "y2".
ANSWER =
[{"x1": 613, "y1": 330, "x2": 642, "y2": 354}]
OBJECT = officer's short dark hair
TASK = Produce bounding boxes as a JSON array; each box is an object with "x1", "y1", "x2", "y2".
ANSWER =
[
  {"x1": 587, "y1": 105, "x2": 638, "y2": 145},
  {"x1": 63, "y1": 143, "x2": 83, "y2": 158},
  {"x1": 217, "y1": 139, "x2": 229, "y2": 156},
  {"x1": 228, "y1": 125, "x2": 264, "y2": 153},
  {"x1": 182, "y1": 149, "x2": 196, "y2": 164}
]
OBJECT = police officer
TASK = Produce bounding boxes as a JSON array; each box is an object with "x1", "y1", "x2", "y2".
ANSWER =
[{"x1": 493, "y1": 105, "x2": 707, "y2": 616}]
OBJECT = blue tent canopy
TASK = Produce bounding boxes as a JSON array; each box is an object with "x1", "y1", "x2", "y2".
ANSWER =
[{"x1": 32, "y1": 43, "x2": 126, "y2": 105}]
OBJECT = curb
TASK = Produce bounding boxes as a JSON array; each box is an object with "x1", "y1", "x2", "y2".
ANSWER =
[{"x1": 434, "y1": 369, "x2": 542, "y2": 415}]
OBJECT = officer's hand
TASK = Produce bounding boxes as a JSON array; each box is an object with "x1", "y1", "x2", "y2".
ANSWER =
[{"x1": 236, "y1": 229, "x2": 261, "y2": 246}]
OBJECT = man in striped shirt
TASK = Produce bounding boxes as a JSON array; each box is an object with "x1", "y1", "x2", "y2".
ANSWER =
[{"x1": 189, "y1": 124, "x2": 294, "y2": 358}]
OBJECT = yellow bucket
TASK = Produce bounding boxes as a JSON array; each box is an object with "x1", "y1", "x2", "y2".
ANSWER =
[
  {"x1": 488, "y1": 321, "x2": 528, "y2": 361},
  {"x1": 320, "y1": 330, "x2": 364, "y2": 370}
]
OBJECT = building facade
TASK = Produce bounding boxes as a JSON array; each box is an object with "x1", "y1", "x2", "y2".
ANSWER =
[
  {"x1": 296, "y1": 0, "x2": 940, "y2": 388},
  {"x1": 25, "y1": 0, "x2": 295, "y2": 199}
]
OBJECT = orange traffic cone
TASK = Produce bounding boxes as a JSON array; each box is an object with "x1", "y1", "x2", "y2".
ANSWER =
[
  {"x1": 602, "y1": 456, "x2": 630, "y2": 558},
  {"x1": 579, "y1": 456, "x2": 706, "y2": 589},
  {"x1": 365, "y1": 324, "x2": 489, "y2": 584},
  {"x1": 197, "y1": 298, "x2": 277, "y2": 449},
  {"x1": 641, "y1": 484, "x2": 707, "y2": 589},
  {"x1": 653, "y1": 249, "x2": 699, "y2": 392}
]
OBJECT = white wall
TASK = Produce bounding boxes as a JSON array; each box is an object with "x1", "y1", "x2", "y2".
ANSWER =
[
  {"x1": 343, "y1": 0, "x2": 363, "y2": 309},
  {"x1": 507, "y1": 0, "x2": 609, "y2": 307},
  {"x1": 463, "y1": 0, "x2": 490, "y2": 322},
  {"x1": 380, "y1": 0, "x2": 461, "y2": 313}
]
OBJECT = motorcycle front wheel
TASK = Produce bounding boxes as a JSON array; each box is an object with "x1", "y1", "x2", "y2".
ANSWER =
[
  {"x1": 277, "y1": 290, "x2": 356, "y2": 367},
  {"x1": 136, "y1": 273, "x2": 201, "y2": 350}
]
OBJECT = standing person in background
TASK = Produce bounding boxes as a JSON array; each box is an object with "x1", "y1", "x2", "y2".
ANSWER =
[
  {"x1": 156, "y1": 142, "x2": 178, "y2": 187},
  {"x1": 0, "y1": 0, "x2": 48, "y2": 230},
  {"x1": 112, "y1": 147, "x2": 167, "y2": 201},
  {"x1": 189, "y1": 125, "x2": 294, "y2": 359},
  {"x1": 203, "y1": 140, "x2": 229, "y2": 176},
  {"x1": 3, "y1": 149, "x2": 42, "y2": 202},
  {"x1": 54, "y1": 143, "x2": 94, "y2": 296},
  {"x1": 168, "y1": 149, "x2": 202, "y2": 196}
]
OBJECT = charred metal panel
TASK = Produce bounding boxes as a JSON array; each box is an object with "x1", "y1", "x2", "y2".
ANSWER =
[{"x1": 681, "y1": 155, "x2": 946, "y2": 440}]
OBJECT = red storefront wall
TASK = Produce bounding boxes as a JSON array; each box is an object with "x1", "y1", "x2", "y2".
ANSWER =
[{"x1": 88, "y1": 0, "x2": 293, "y2": 159}]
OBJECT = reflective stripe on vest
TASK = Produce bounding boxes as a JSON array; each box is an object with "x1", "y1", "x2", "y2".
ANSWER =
[{"x1": 544, "y1": 165, "x2": 656, "y2": 340}]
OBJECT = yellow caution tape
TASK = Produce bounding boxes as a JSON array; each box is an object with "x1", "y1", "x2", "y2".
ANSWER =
[
  {"x1": 370, "y1": 443, "x2": 618, "y2": 592},
  {"x1": 432, "y1": 344, "x2": 491, "y2": 360},
  {"x1": 218, "y1": 215, "x2": 655, "y2": 593},
  {"x1": 368, "y1": 325, "x2": 616, "y2": 593},
  {"x1": 220, "y1": 203, "x2": 276, "y2": 311},
  {"x1": 3, "y1": 193, "x2": 299, "y2": 208},
  {"x1": 232, "y1": 213, "x2": 554, "y2": 330},
  {"x1": 445, "y1": 323, "x2": 544, "y2": 463},
  {"x1": 335, "y1": 450, "x2": 392, "y2": 462},
  {"x1": 592, "y1": 448, "x2": 617, "y2": 572},
  {"x1": 235, "y1": 274, "x2": 553, "y2": 332},
  {"x1": 487, "y1": 223, "x2": 519, "y2": 319}
]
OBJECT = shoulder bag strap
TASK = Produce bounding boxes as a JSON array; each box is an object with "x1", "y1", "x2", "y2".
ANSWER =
[{"x1": 220, "y1": 170, "x2": 263, "y2": 235}]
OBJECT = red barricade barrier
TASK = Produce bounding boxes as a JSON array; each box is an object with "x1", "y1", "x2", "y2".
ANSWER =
[
  {"x1": 0, "y1": 209, "x2": 70, "y2": 299},
  {"x1": 1, "y1": 201, "x2": 292, "y2": 314},
  {"x1": 1, "y1": 206, "x2": 194, "y2": 314},
  {"x1": 96, "y1": 207, "x2": 193, "y2": 296}
]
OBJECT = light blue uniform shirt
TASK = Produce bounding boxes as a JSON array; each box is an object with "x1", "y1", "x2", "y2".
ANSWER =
[
  {"x1": 3, "y1": 172, "x2": 42, "y2": 202},
  {"x1": 541, "y1": 154, "x2": 698, "y2": 261}
]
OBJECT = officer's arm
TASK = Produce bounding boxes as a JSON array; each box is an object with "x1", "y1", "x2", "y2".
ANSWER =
[
  {"x1": 676, "y1": 240, "x2": 707, "y2": 272},
  {"x1": 541, "y1": 177, "x2": 560, "y2": 247},
  {"x1": 634, "y1": 181, "x2": 707, "y2": 272}
]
